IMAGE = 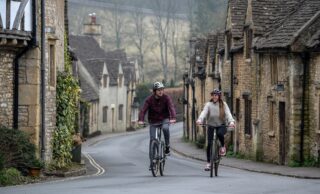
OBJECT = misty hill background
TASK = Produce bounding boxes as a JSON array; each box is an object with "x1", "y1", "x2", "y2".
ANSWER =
[{"x1": 68, "y1": 0, "x2": 227, "y2": 84}]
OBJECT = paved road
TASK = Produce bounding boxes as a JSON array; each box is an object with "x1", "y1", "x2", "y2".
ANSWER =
[{"x1": 1, "y1": 123, "x2": 319, "y2": 194}]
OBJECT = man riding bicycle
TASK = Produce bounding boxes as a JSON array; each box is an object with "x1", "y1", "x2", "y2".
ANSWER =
[{"x1": 138, "y1": 82, "x2": 176, "y2": 167}]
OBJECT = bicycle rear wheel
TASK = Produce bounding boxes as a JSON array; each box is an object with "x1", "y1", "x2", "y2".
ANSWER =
[
  {"x1": 150, "y1": 140, "x2": 159, "y2": 177},
  {"x1": 159, "y1": 142, "x2": 165, "y2": 176}
]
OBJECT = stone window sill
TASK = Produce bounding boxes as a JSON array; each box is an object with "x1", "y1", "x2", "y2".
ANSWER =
[{"x1": 268, "y1": 131, "x2": 275, "y2": 137}]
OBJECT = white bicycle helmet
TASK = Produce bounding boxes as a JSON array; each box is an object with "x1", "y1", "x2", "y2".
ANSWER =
[{"x1": 153, "y1": 81, "x2": 165, "y2": 91}]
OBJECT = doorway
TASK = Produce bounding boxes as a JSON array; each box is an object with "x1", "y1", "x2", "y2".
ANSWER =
[{"x1": 279, "y1": 102, "x2": 286, "y2": 165}]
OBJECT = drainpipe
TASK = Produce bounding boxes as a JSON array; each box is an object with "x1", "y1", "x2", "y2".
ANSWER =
[
  {"x1": 40, "y1": 0, "x2": 46, "y2": 160},
  {"x1": 230, "y1": 52, "x2": 234, "y2": 113},
  {"x1": 300, "y1": 52, "x2": 309, "y2": 165},
  {"x1": 186, "y1": 82, "x2": 190, "y2": 139},
  {"x1": 13, "y1": 0, "x2": 37, "y2": 129},
  {"x1": 191, "y1": 79, "x2": 196, "y2": 142},
  {"x1": 230, "y1": 52, "x2": 234, "y2": 146}
]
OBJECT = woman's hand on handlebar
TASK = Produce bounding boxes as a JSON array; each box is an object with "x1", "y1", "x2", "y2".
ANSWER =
[
  {"x1": 196, "y1": 120, "x2": 202, "y2": 125},
  {"x1": 228, "y1": 122, "x2": 235, "y2": 128}
]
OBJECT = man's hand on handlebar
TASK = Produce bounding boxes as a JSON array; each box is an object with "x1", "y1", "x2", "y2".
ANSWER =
[{"x1": 169, "y1": 119, "x2": 176, "y2": 124}]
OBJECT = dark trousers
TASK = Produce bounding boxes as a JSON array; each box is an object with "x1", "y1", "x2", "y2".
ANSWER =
[{"x1": 206, "y1": 125, "x2": 226, "y2": 162}]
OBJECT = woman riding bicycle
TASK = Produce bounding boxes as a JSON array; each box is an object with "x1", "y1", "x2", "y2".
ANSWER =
[
  {"x1": 138, "y1": 82, "x2": 176, "y2": 168},
  {"x1": 196, "y1": 89, "x2": 235, "y2": 171}
]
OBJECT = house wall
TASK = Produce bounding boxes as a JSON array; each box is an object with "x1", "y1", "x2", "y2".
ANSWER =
[
  {"x1": 99, "y1": 85, "x2": 127, "y2": 133},
  {"x1": 0, "y1": 52, "x2": 15, "y2": 127},
  {"x1": 42, "y1": 0, "x2": 65, "y2": 161},
  {"x1": 308, "y1": 53, "x2": 320, "y2": 160}
]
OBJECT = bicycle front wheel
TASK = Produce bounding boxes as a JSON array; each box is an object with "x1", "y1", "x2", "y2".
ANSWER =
[
  {"x1": 159, "y1": 142, "x2": 165, "y2": 176},
  {"x1": 214, "y1": 142, "x2": 220, "y2": 177},
  {"x1": 150, "y1": 140, "x2": 159, "y2": 177},
  {"x1": 210, "y1": 140, "x2": 216, "y2": 178}
]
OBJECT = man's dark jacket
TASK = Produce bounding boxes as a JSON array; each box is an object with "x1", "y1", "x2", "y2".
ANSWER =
[{"x1": 138, "y1": 93, "x2": 176, "y2": 123}]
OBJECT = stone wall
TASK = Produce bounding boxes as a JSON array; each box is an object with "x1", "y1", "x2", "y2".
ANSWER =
[
  {"x1": 309, "y1": 53, "x2": 320, "y2": 160},
  {"x1": 0, "y1": 52, "x2": 15, "y2": 128},
  {"x1": 43, "y1": 0, "x2": 65, "y2": 161},
  {"x1": 18, "y1": 49, "x2": 41, "y2": 148}
]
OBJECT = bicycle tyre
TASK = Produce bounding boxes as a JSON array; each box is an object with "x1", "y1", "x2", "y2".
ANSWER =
[
  {"x1": 159, "y1": 142, "x2": 165, "y2": 176},
  {"x1": 210, "y1": 140, "x2": 216, "y2": 178},
  {"x1": 150, "y1": 140, "x2": 159, "y2": 177},
  {"x1": 214, "y1": 142, "x2": 220, "y2": 177}
]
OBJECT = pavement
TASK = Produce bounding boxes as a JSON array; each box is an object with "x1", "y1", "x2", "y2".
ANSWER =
[
  {"x1": 83, "y1": 128, "x2": 320, "y2": 179},
  {"x1": 171, "y1": 133, "x2": 320, "y2": 179}
]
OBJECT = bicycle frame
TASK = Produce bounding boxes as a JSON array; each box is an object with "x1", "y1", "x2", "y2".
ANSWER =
[
  {"x1": 210, "y1": 126, "x2": 221, "y2": 177},
  {"x1": 199, "y1": 124, "x2": 223, "y2": 177},
  {"x1": 148, "y1": 122, "x2": 169, "y2": 177}
]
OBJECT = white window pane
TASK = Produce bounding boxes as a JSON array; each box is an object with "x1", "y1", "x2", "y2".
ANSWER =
[
  {"x1": 10, "y1": 1, "x2": 21, "y2": 29},
  {"x1": 0, "y1": 0, "x2": 6, "y2": 27},
  {"x1": 24, "y1": 0, "x2": 32, "y2": 31}
]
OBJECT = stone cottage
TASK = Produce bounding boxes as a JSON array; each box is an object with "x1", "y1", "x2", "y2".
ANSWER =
[
  {"x1": 184, "y1": 0, "x2": 320, "y2": 166},
  {"x1": 69, "y1": 34, "x2": 140, "y2": 135},
  {"x1": 0, "y1": 0, "x2": 67, "y2": 161}
]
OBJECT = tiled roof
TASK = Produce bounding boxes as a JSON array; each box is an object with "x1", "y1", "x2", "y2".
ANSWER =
[
  {"x1": 69, "y1": 35, "x2": 134, "y2": 87},
  {"x1": 69, "y1": 35, "x2": 106, "y2": 60},
  {"x1": 255, "y1": 0, "x2": 320, "y2": 49},
  {"x1": 229, "y1": 0, "x2": 248, "y2": 38},
  {"x1": 79, "y1": 73, "x2": 99, "y2": 101},
  {"x1": 251, "y1": 0, "x2": 304, "y2": 35},
  {"x1": 207, "y1": 34, "x2": 218, "y2": 63},
  {"x1": 306, "y1": 29, "x2": 320, "y2": 49},
  {"x1": 217, "y1": 32, "x2": 225, "y2": 53}
]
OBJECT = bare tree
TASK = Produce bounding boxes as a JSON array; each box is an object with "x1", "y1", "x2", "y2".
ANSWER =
[
  {"x1": 187, "y1": 0, "x2": 196, "y2": 37},
  {"x1": 151, "y1": 0, "x2": 174, "y2": 83},
  {"x1": 130, "y1": 7, "x2": 147, "y2": 82},
  {"x1": 103, "y1": 0, "x2": 126, "y2": 49},
  {"x1": 169, "y1": 2, "x2": 179, "y2": 85}
]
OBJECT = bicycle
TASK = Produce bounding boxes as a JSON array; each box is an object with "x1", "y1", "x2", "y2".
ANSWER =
[
  {"x1": 200, "y1": 124, "x2": 230, "y2": 177},
  {"x1": 146, "y1": 122, "x2": 169, "y2": 177}
]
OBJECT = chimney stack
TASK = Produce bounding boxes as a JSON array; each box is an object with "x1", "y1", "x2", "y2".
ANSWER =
[{"x1": 83, "y1": 13, "x2": 102, "y2": 47}]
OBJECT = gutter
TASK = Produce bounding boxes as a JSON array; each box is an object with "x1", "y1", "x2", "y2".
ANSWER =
[{"x1": 40, "y1": 0, "x2": 46, "y2": 160}]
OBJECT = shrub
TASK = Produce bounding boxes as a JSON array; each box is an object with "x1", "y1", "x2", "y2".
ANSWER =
[
  {"x1": 0, "y1": 126, "x2": 37, "y2": 175},
  {"x1": 0, "y1": 168, "x2": 25, "y2": 186}
]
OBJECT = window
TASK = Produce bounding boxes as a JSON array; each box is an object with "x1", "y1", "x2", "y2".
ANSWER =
[
  {"x1": 269, "y1": 101, "x2": 275, "y2": 131},
  {"x1": 244, "y1": 95, "x2": 252, "y2": 135},
  {"x1": 118, "y1": 104, "x2": 123, "y2": 120},
  {"x1": 103, "y1": 106, "x2": 108, "y2": 123},
  {"x1": 49, "y1": 44, "x2": 55, "y2": 87},
  {"x1": 103, "y1": 75, "x2": 108, "y2": 88},
  {"x1": 270, "y1": 56, "x2": 278, "y2": 85},
  {"x1": 245, "y1": 27, "x2": 253, "y2": 59}
]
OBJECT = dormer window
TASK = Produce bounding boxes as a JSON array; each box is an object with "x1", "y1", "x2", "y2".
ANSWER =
[
  {"x1": 103, "y1": 74, "x2": 108, "y2": 88},
  {"x1": 118, "y1": 74, "x2": 123, "y2": 87},
  {"x1": 245, "y1": 27, "x2": 253, "y2": 59}
]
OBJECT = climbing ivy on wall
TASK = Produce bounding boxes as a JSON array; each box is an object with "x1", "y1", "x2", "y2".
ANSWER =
[{"x1": 53, "y1": 34, "x2": 80, "y2": 168}]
